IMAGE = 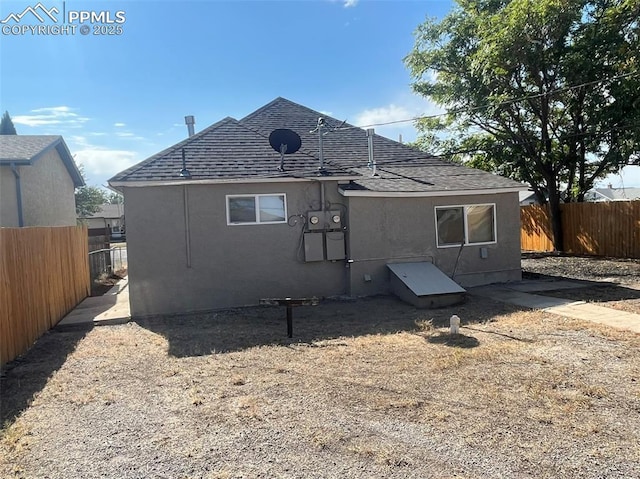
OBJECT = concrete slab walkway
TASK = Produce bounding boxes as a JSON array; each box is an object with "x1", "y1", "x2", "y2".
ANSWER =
[
  {"x1": 470, "y1": 281, "x2": 640, "y2": 334},
  {"x1": 57, "y1": 278, "x2": 130, "y2": 327}
]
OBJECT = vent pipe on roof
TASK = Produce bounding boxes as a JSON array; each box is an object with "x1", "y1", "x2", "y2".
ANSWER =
[
  {"x1": 310, "y1": 117, "x2": 327, "y2": 172},
  {"x1": 179, "y1": 148, "x2": 191, "y2": 178},
  {"x1": 185, "y1": 115, "x2": 195, "y2": 137},
  {"x1": 367, "y1": 128, "x2": 376, "y2": 177},
  {"x1": 399, "y1": 133, "x2": 403, "y2": 144}
]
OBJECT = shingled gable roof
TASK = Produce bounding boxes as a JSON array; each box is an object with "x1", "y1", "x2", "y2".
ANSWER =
[
  {"x1": 240, "y1": 97, "x2": 443, "y2": 167},
  {"x1": 0, "y1": 135, "x2": 84, "y2": 187},
  {"x1": 109, "y1": 97, "x2": 525, "y2": 194},
  {"x1": 240, "y1": 97, "x2": 524, "y2": 194},
  {"x1": 109, "y1": 116, "x2": 356, "y2": 184}
]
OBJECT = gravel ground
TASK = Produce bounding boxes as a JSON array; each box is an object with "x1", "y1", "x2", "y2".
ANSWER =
[
  {"x1": 521, "y1": 253, "x2": 640, "y2": 286},
  {"x1": 522, "y1": 253, "x2": 640, "y2": 313},
  {"x1": 2, "y1": 291, "x2": 640, "y2": 479}
]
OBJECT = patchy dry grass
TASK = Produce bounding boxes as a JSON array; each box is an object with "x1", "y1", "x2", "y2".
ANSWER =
[{"x1": 1, "y1": 295, "x2": 639, "y2": 478}]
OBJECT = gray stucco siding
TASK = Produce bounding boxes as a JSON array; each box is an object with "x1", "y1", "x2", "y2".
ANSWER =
[
  {"x1": 0, "y1": 166, "x2": 19, "y2": 226},
  {"x1": 1, "y1": 150, "x2": 77, "y2": 227},
  {"x1": 346, "y1": 192, "x2": 521, "y2": 296},
  {"x1": 20, "y1": 149, "x2": 77, "y2": 226},
  {"x1": 124, "y1": 181, "x2": 348, "y2": 317}
]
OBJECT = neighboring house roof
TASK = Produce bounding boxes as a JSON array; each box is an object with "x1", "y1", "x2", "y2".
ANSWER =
[
  {"x1": 519, "y1": 191, "x2": 539, "y2": 203},
  {"x1": 0, "y1": 135, "x2": 84, "y2": 187},
  {"x1": 79, "y1": 204, "x2": 124, "y2": 220},
  {"x1": 109, "y1": 97, "x2": 524, "y2": 194},
  {"x1": 592, "y1": 187, "x2": 640, "y2": 201}
]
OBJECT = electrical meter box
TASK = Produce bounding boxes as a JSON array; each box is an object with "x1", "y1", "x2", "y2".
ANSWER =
[
  {"x1": 304, "y1": 232, "x2": 324, "y2": 262},
  {"x1": 306, "y1": 211, "x2": 325, "y2": 231},
  {"x1": 325, "y1": 231, "x2": 345, "y2": 260},
  {"x1": 327, "y1": 210, "x2": 342, "y2": 230},
  {"x1": 306, "y1": 210, "x2": 343, "y2": 231}
]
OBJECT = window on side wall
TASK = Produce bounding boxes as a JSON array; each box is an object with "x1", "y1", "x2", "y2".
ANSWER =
[
  {"x1": 226, "y1": 194, "x2": 287, "y2": 225},
  {"x1": 435, "y1": 204, "x2": 496, "y2": 247}
]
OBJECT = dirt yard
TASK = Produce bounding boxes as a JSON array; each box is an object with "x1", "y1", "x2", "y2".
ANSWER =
[
  {"x1": 2, "y1": 275, "x2": 640, "y2": 478},
  {"x1": 522, "y1": 253, "x2": 640, "y2": 314}
]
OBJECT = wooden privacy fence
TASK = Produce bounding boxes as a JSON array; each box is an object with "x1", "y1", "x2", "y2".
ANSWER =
[
  {"x1": 0, "y1": 226, "x2": 90, "y2": 366},
  {"x1": 521, "y1": 202, "x2": 640, "y2": 258}
]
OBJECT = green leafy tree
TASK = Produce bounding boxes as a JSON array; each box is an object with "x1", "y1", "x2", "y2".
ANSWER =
[
  {"x1": 405, "y1": 0, "x2": 640, "y2": 250},
  {"x1": 106, "y1": 192, "x2": 123, "y2": 204},
  {"x1": 0, "y1": 111, "x2": 17, "y2": 135},
  {"x1": 75, "y1": 165, "x2": 107, "y2": 217}
]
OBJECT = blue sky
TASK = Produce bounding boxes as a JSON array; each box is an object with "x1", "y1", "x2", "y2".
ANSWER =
[{"x1": 1, "y1": 0, "x2": 638, "y2": 189}]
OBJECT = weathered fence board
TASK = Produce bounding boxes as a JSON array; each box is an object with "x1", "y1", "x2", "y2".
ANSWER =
[
  {"x1": 0, "y1": 226, "x2": 90, "y2": 366},
  {"x1": 521, "y1": 202, "x2": 640, "y2": 258}
]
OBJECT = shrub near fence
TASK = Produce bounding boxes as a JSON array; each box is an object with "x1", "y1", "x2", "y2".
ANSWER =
[
  {"x1": 0, "y1": 226, "x2": 90, "y2": 366},
  {"x1": 521, "y1": 202, "x2": 640, "y2": 258}
]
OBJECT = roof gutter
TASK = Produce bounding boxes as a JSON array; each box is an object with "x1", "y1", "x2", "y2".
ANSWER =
[
  {"x1": 338, "y1": 186, "x2": 526, "y2": 198},
  {"x1": 108, "y1": 174, "x2": 361, "y2": 188},
  {"x1": 10, "y1": 162, "x2": 24, "y2": 227}
]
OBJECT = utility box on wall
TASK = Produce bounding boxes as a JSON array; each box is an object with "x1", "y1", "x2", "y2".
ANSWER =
[
  {"x1": 304, "y1": 232, "x2": 324, "y2": 262},
  {"x1": 325, "y1": 231, "x2": 345, "y2": 260},
  {"x1": 306, "y1": 210, "x2": 343, "y2": 231},
  {"x1": 307, "y1": 211, "x2": 325, "y2": 231}
]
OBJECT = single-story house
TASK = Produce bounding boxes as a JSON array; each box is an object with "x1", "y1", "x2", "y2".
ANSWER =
[
  {"x1": 519, "y1": 190, "x2": 540, "y2": 206},
  {"x1": 109, "y1": 97, "x2": 525, "y2": 317},
  {"x1": 79, "y1": 203, "x2": 126, "y2": 240},
  {"x1": 0, "y1": 135, "x2": 84, "y2": 227},
  {"x1": 585, "y1": 186, "x2": 640, "y2": 202}
]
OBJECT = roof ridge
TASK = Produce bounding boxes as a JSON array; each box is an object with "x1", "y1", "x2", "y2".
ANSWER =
[
  {"x1": 240, "y1": 96, "x2": 358, "y2": 131},
  {"x1": 239, "y1": 97, "x2": 435, "y2": 159},
  {"x1": 237, "y1": 116, "x2": 321, "y2": 161}
]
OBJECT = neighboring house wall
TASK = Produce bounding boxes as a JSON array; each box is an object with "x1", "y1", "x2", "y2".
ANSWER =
[
  {"x1": 124, "y1": 181, "x2": 348, "y2": 317},
  {"x1": 19, "y1": 149, "x2": 77, "y2": 226},
  {"x1": 0, "y1": 166, "x2": 19, "y2": 226},
  {"x1": 347, "y1": 192, "x2": 522, "y2": 296},
  {"x1": 84, "y1": 217, "x2": 108, "y2": 230}
]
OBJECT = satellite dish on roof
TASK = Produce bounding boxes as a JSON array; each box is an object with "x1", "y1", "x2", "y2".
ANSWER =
[{"x1": 269, "y1": 129, "x2": 301, "y2": 171}]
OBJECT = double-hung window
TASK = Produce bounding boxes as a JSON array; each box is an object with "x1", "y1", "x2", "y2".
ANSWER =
[
  {"x1": 226, "y1": 194, "x2": 287, "y2": 225},
  {"x1": 435, "y1": 204, "x2": 496, "y2": 247}
]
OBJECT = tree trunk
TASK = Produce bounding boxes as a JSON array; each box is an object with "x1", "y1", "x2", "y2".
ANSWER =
[{"x1": 547, "y1": 185, "x2": 564, "y2": 252}]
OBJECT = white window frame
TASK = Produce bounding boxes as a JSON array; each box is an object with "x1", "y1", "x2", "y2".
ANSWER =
[
  {"x1": 226, "y1": 193, "x2": 287, "y2": 225},
  {"x1": 434, "y1": 203, "x2": 497, "y2": 248}
]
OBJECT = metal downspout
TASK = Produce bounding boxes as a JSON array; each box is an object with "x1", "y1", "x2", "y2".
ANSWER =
[
  {"x1": 10, "y1": 162, "x2": 24, "y2": 227},
  {"x1": 183, "y1": 185, "x2": 192, "y2": 268}
]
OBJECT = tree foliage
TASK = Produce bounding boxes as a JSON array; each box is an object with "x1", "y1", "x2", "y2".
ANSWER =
[
  {"x1": 75, "y1": 186, "x2": 107, "y2": 217},
  {"x1": 0, "y1": 111, "x2": 17, "y2": 135},
  {"x1": 106, "y1": 192, "x2": 123, "y2": 204},
  {"x1": 75, "y1": 165, "x2": 108, "y2": 217},
  {"x1": 405, "y1": 0, "x2": 640, "y2": 250}
]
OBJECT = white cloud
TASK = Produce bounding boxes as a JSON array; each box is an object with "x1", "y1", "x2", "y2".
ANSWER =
[
  {"x1": 65, "y1": 136, "x2": 138, "y2": 180},
  {"x1": 114, "y1": 122, "x2": 126, "y2": 127},
  {"x1": 344, "y1": 0, "x2": 358, "y2": 7},
  {"x1": 353, "y1": 97, "x2": 444, "y2": 142},
  {"x1": 355, "y1": 104, "x2": 417, "y2": 128},
  {"x1": 13, "y1": 106, "x2": 89, "y2": 128},
  {"x1": 74, "y1": 147, "x2": 138, "y2": 177}
]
